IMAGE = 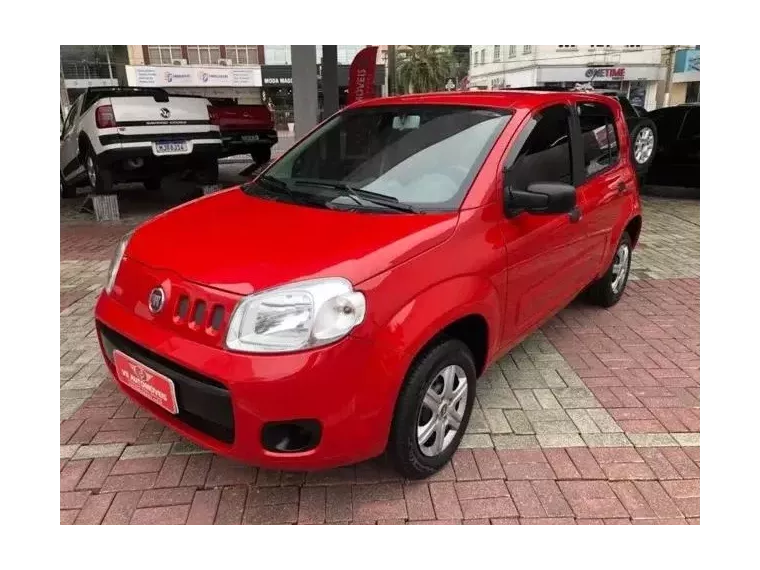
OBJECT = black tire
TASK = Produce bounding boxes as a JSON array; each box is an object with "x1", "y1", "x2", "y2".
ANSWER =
[
  {"x1": 84, "y1": 147, "x2": 113, "y2": 195},
  {"x1": 587, "y1": 232, "x2": 633, "y2": 308},
  {"x1": 195, "y1": 158, "x2": 219, "y2": 185},
  {"x1": 60, "y1": 173, "x2": 77, "y2": 199},
  {"x1": 629, "y1": 119, "x2": 658, "y2": 175},
  {"x1": 387, "y1": 338, "x2": 477, "y2": 479},
  {"x1": 144, "y1": 177, "x2": 162, "y2": 191},
  {"x1": 251, "y1": 147, "x2": 272, "y2": 167}
]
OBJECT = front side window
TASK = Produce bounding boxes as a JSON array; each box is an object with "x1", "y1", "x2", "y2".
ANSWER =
[
  {"x1": 247, "y1": 105, "x2": 512, "y2": 212},
  {"x1": 506, "y1": 104, "x2": 573, "y2": 191}
]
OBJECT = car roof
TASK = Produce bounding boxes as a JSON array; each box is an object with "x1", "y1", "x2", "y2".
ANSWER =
[{"x1": 349, "y1": 90, "x2": 616, "y2": 112}]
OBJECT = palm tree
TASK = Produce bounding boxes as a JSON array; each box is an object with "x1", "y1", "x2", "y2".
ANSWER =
[{"x1": 396, "y1": 45, "x2": 453, "y2": 94}]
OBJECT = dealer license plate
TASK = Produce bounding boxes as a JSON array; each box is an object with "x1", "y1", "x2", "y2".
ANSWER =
[
  {"x1": 112, "y1": 350, "x2": 179, "y2": 414},
  {"x1": 154, "y1": 141, "x2": 188, "y2": 155}
]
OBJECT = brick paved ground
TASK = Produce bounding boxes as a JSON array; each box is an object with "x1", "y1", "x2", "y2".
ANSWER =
[{"x1": 60, "y1": 194, "x2": 699, "y2": 524}]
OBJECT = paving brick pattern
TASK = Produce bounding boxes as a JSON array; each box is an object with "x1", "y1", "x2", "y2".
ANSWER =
[{"x1": 60, "y1": 196, "x2": 699, "y2": 524}]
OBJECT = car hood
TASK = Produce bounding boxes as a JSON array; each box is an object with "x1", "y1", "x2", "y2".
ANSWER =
[{"x1": 127, "y1": 187, "x2": 458, "y2": 296}]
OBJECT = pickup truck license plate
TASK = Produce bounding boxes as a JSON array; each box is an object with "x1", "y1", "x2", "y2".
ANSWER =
[
  {"x1": 242, "y1": 135, "x2": 259, "y2": 142},
  {"x1": 154, "y1": 141, "x2": 188, "y2": 155}
]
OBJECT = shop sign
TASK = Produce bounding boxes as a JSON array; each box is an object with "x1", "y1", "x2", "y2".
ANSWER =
[{"x1": 585, "y1": 67, "x2": 625, "y2": 79}]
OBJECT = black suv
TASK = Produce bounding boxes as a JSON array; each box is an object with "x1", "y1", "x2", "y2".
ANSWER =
[{"x1": 508, "y1": 86, "x2": 658, "y2": 177}]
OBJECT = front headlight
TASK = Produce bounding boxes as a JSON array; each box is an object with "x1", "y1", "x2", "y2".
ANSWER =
[
  {"x1": 105, "y1": 232, "x2": 132, "y2": 294},
  {"x1": 225, "y1": 278, "x2": 366, "y2": 353}
]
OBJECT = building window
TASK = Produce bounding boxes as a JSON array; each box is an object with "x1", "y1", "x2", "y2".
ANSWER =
[
  {"x1": 225, "y1": 45, "x2": 260, "y2": 65},
  {"x1": 509, "y1": 45, "x2": 516, "y2": 58},
  {"x1": 147, "y1": 45, "x2": 183, "y2": 64},
  {"x1": 473, "y1": 51, "x2": 479, "y2": 66},
  {"x1": 187, "y1": 45, "x2": 221, "y2": 65},
  {"x1": 481, "y1": 48, "x2": 486, "y2": 64},
  {"x1": 557, "y1": 45, "x2": 577, "y2": 50},
  {"x1": 624, "y1": 45, "x2": 642, "y2": 50},
  {"x1": 523, "y1": 45, "x2": 532, "y2": 54},
  {"x1": 494, "y1": 45, "x2": 501, "y2": 62}
]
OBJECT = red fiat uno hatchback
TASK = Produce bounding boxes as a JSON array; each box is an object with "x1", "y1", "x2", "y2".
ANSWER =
[{"x1": 95, "y1": 91, "x2": 642, "y2": 478}]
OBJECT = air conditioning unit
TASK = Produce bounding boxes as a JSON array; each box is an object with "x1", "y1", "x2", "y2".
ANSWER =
[
  {"x1": 217, "y1": 58, "x2": 233, "y2": 66},
  {"x1": 171, "y1": 59, "x2": 187, "y2": 66}
]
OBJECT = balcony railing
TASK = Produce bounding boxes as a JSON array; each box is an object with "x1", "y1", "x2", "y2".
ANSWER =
[{"x1": 61, "y1": 61, "x2": 117, "y2": 80}]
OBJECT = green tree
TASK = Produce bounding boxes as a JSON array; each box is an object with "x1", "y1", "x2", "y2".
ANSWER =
[{"x1": 396, "y1": 45, "x2": 454, "y2": 94}]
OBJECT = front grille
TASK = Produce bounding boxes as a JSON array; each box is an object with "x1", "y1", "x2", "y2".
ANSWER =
[
  {"x1": 173, "y1": 293, "x2": 226, "y2": 336},
  {"x1": 97, "y1": 322, "x2": 234, "y2": 443}
]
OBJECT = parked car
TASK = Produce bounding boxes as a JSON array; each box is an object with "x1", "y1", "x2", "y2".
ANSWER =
[
  {"x1": 645, "y1": 104, "x2": 699, "y2": 188},
  {"x1": 95, "y1": 91, "x2": 642, "y2": 479},
  {"x1": 206, "y1": 98, "x2": 278, "y2": 167},
  {"x1": 60, "y1": 87, "x2": 221, "y2": 198},
  {"x1": 509, "y1": 86, "x2": 658, "y2": 177}
]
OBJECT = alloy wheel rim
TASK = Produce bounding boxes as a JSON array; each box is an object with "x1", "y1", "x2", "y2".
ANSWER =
[
  {"x1": 87, "y1": 156, "x2": 97, "y2": 187},
  {"x1": 611, "y1": 243, "x2": 630, "y2": 294},
  {"x1": 634, "y1": 127, "x2": 654, "y2": 164},
  {"x1": 417, "y1": 364, "x2": 468, "y2": 457}
]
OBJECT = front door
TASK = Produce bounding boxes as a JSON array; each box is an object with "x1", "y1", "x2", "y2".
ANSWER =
[
  {"x1": 60, "y1": 96, "x2": 83, "y2": 182},
  {"x1": 573, "y1": 99, "x2": 634, "y2": 276},
  {"x1": 499, "y1": 103, "x2": 588, "y2": 343}
]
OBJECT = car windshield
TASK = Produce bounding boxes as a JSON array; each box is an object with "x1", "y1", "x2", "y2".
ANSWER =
[{"x1": 243, "y1": 105, "x2": 511, "y2": 213}]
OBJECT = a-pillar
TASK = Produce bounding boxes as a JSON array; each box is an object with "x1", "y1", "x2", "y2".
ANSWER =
[
  {"x1": 321, "y1": 45, "x2": 339, "y2": 118},
  {"x1": 291, "y1": 45, "x2": 318, "y2": 139}
]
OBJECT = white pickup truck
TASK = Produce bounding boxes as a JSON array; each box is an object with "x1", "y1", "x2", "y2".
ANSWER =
[{"x1": 60, "y1": 87, "x2": 222, "y2": 197}]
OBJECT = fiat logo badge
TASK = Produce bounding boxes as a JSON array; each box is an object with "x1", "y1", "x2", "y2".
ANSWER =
[{"x1": 148, "y1": 287, "x2": 165, "y2": 314}]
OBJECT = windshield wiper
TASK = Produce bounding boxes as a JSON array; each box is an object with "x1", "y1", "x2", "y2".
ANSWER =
[
  {"x1": 293, "y1": 180, "x2": 419, "y2": 213},
  {"x1": 246, "y1": 175, "x2": 326, "y2": 208}
]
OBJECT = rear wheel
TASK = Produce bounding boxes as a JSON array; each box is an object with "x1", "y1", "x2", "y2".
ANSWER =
[
  {"x1": 251, "y1": 147, "x2": 272, "y2": 167},
  {"x1": 194, "y1": 158, "x2": 219, "y2": 185},
  {"x1": 629, "y1": 120, "x2": 657, "y2": 175},
  {"x1": 144, "y1": 176, "x2": 162, "y2": 191},
  {"x1": 84, "y1": 148, "x2": 113, "y2": 195},
  {"x1": 387, "y1": 338, "x2": 476, "y2": 479},
  {"x1": 587, "y1": 232, "x2": 633, "y2": 307}
]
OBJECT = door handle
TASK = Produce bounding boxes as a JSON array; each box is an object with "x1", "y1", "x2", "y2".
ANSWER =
[{"x1": 568, "y1": 206, "x2": 581, "y2": 223}]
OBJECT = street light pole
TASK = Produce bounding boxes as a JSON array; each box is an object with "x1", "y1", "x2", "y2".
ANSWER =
[{"x1": 387, "y1": 45, "x2": 396, "y2": 96}]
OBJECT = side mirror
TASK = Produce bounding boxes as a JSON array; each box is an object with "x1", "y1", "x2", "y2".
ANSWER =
[{"x1": 505, "y1": 182, "x2": 576, "y2": 217}]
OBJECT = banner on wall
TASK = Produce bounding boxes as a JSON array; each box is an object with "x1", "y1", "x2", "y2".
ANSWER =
[
  {"x1": 347, "y1": 46, "x2": 378, "y2": 104},
  {"x1": 125, "y1": 65, "x2": 262, "y2": 88}
]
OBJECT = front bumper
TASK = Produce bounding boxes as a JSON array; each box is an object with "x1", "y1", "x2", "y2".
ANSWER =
[{"x1": 94, "y1": 288, "x2": 392, "y2": 470}]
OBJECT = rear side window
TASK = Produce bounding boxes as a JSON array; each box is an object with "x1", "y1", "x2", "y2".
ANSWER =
[
  {"x1": 577, "y1": 102, "x2": 620, "y2": 177},
  {"x1": 680, "y1": 107, "x2": 699, "y2": 139},
  {"x1": 506, "y1": 104, "x2": 572, "y2": 190}
]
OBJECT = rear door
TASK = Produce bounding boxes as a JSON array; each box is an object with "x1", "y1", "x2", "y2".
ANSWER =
[
  {"x1": 60, "y1": 95, "x2": 83, "y2": 180},
  {"x1": 572, "y1": 99, "x2": 633, "y2": 277}
]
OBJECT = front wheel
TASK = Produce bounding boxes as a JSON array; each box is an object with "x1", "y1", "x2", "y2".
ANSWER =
[
  {"x1": 60, "y1": 173, "x2": 77, "y2": 199},
  {"x1": 587, "y1": 232, "x2": 633, "y2": 307},
  {"x1": 387, "y1": 338, "x2": 476, "y2": 479}
]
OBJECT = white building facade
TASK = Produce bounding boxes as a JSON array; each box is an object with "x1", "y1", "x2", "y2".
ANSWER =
[{"x1": 468, "y1": 45, "x2": 666, "y2": 110}]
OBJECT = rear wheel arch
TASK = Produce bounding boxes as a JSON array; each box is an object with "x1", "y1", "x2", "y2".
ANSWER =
[
  {"x1": 625, "y1": 215, "x2": 643, "y2": 248},
  {"x1": 78, "y1": 132, "x2": 93, "y2": 159}
]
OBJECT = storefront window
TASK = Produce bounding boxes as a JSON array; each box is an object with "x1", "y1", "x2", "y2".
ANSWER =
[{"x1": 628, "y1": 82, "x2": 647, "y2": 107}]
